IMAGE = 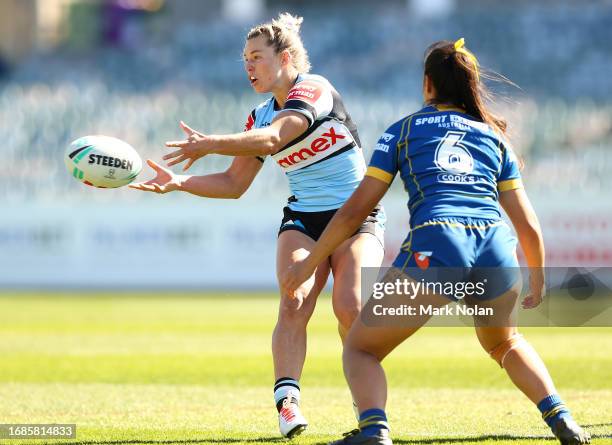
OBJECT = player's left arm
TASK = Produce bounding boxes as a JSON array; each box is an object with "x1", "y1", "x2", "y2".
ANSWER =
[{"x1": 163, "y1": 113, "x2": 308, "y2": 170}]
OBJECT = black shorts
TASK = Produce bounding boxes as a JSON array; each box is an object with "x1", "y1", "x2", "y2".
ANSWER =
[{"x1": 278, "y1": 205, "x2": 385, "y2": 246}]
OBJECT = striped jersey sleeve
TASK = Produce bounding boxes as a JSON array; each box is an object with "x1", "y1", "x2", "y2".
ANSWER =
[
  {"x1": 281, "y1": 78, "x2": 333, "y2": 127},
  {"x1": 497, "y1": 142, "x2": 522, "y2": 191},
  {"x1": 243, "y1": 108, "x2": 265, "y2": 163},
  {"x1": 366, "y1": 123, "x2": 401, "y2": 184}
]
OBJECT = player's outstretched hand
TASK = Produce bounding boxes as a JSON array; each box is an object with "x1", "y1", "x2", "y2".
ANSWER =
[
  {"x1": 164, "y1": 121, "x2": 209, "y2": 171},
  {"x1": 129, "y1": 159, "x2": 181, "y2": 194},
  {"x1": 280, "y1": 260, "x2": 316, "y2": 299},
  {"x1": 522, "y1": 270, "x2": 546, "y2": 309}
]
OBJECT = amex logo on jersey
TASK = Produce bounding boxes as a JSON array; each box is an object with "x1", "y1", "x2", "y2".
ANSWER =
[{"x1": 272, "y1": 121, "x2": 354, "y2": 173}]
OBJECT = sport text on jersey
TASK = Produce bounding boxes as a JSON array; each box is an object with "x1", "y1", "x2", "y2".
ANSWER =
[{"x1": 415, "y1": 114, "x2": 489, "y2": 132}]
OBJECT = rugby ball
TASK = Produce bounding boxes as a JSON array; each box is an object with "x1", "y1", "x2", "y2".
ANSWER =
[{"x1": 65, "y1": 135, "x2": 142, "y2": 188}]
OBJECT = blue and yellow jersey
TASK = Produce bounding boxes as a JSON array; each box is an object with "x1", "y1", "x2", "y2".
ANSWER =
[{"x1": 367, "y1": 105, "x2": 521, "y2": 227}]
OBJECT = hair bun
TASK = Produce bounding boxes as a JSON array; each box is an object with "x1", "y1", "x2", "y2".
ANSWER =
[{"x1": 274, "y1": 12, "x2": 304, "y2": 34}]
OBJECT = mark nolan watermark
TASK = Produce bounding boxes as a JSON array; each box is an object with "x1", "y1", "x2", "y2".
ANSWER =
[
  {"x1": 361, "y1": 267, "x2": 612, "y2": 327},
  {"x1": 372, "y1": 302, "x2": 493, "y2": 317}
]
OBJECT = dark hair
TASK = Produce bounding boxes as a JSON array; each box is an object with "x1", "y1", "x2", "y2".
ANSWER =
[{"x1": 424, "y1": 40, "x2": 507, "y2": 134}]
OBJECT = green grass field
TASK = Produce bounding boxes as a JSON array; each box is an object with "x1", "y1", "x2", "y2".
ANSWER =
[{"x1": 0, "y1": 293, "x2": 610, "y2": 445}]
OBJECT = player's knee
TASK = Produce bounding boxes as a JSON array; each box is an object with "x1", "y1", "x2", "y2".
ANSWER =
[
  {"x1": 333, "y1": 298, "x2": 360, "y2": 332},
  {"x1": 277, "y1": 295, "x2": 312, "y2": 326},
  {"x1": 343, "y1": 336, "x2": 386, "y2": 363},
  {"x1": 344, "y1": 323, "x2": 390, "y2": 362},
  {"x1": 487, "y1": 333, "x2": 527, "y2": 368},
  {"x1": 341, "y1": 342, "x2": 357, "y2": 369}
]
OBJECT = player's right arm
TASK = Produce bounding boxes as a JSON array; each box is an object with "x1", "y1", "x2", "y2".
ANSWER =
[
  {"x1": 131, "y1": 108, "x2": 269, "y2": 197},
  {"x1": 129, "y1": 156, "x2": 262, "y2": 199},
  {"x1": 163, "y1": 78, "x2": 334, "y2": 170},
  {"x1": 163, "y1": 112, "x2": 308, "y2": 169}
]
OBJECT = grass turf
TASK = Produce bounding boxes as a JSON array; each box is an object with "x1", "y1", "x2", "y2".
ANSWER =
[{"x1": 0, "y1": 293, "x2": 610, "y2": 445}]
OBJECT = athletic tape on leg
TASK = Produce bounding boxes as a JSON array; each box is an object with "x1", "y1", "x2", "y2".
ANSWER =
[{"x1": 488, "y1": 333, "x2": 527, "y2": 368}]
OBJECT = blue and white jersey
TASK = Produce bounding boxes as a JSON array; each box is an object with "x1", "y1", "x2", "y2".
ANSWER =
[{"x1": 244, "y1": 73, "x2": 366, "y2": 212}]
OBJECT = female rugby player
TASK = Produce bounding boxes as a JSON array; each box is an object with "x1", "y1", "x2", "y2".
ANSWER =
[
  {"x1": 281, "y1": 39, "x2": 590, "y2": 445},
  {"x1": 130, "y1": 13, "x2": 385, "y2": 439}
]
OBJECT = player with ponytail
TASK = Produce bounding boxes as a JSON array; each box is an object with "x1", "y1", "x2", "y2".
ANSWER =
[{"x1": 281, "y1": 39, "x2": 590, "y2": 445}]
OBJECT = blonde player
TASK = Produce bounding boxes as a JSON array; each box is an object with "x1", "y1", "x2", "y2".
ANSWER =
[{"x1": 131, "y1": 13, "x2": 385, "y2": 439}]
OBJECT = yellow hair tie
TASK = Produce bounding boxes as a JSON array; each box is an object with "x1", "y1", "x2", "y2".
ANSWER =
[
  {"x1": 454, "y1": 37, "x2": 480, "y2": 82},
  {"x1": 454, "y1": 37, "x2": 466, "y2": 50}
]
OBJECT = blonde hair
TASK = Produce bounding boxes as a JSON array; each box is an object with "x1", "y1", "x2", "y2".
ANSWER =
[{"x1": 246, "y1": 13, "x2": 311, "y2": 73}]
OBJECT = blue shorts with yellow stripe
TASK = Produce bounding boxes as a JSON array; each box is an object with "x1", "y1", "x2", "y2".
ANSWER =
[{"x1": 394, "y1": 217, "x2": 519, "y2": 301}]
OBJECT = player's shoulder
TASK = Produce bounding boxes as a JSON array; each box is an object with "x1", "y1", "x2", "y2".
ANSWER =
[
  {"x1": 295, "y1": 73, "x2": 332, "y2": 87},
  {"x1": 247, "y1": 97, "x2": 277, "y2": 127},
  {"x1": 381, "y1": 117, "x2": 406, "y2": 140},
  {"x1": 499, "y1": 135, "x2": 517, "y2": 161},
  {"x1": 283, "y1": 73, "x2": 336, "y2": 125},
  {"x1": 399, "y1": 105, "x2": 440, "y2": 125},
  {"x1": 252, "y1": 96, "x2": 275, "y2": 114},
  {"x1": 383, "y1": 106, "x2": 437, "y2": 139},
  {"x1": 409, "y1": 104, "x2": 464, "y2": 122},
  {"x1": 288, "y1": 73, "x2": 334, "y2": 97}
]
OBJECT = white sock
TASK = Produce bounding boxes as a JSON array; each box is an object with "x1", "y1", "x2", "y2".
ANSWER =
[{"x1": 274, "y1": 377, "x2": 300, "y2": 411}]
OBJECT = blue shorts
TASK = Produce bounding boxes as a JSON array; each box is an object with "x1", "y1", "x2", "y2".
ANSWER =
[{"x1": 393, "y1": 217, "x2": 519, "y2": 301}]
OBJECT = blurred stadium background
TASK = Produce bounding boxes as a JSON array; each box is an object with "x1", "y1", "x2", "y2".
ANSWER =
[
  {"x1": 1, "y1": 2, "x2": 611, "y2": 444},
  {"x1": 0, "y1": 0, "x2": 611, "y2": 288}
]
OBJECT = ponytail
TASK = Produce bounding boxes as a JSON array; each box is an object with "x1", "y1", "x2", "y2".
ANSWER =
[{"x1": 424, "y1": 38, "x2": 507, "y2": 134}]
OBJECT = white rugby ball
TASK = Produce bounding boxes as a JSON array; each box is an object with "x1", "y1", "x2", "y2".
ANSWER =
[{"x1": 65, "y1": 135, "x2": 142, "y2": 188}]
